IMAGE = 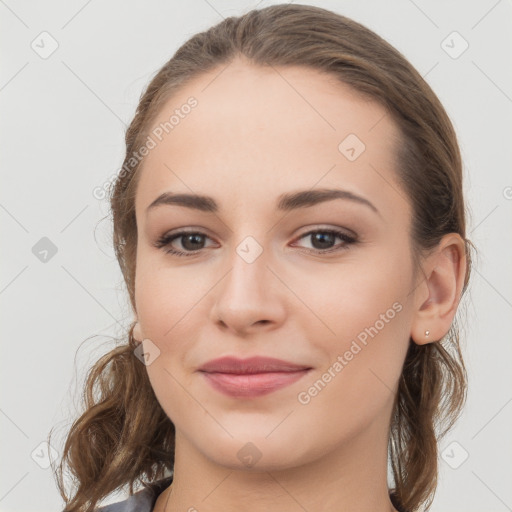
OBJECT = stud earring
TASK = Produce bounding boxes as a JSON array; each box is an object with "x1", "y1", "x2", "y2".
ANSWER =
[{"x1": 425, "y1": 330, "x2": 430, "y2": 337}]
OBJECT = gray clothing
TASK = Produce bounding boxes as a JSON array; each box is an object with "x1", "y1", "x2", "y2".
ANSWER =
[{"x1": 95, "y1": 476, "x2": 173, "y2": 512}]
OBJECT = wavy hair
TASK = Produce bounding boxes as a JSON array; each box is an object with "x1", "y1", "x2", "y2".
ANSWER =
[{"x1": 50, "y1": 4, "x2": 473, "y2": 511}]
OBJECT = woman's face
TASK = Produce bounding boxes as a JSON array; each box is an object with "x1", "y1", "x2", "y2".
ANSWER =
[{"x1": 133, "y1": 59, "x2": 418, "y2": 470}]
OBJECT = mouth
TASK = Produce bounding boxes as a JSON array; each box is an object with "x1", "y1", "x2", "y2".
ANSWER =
[
  {"x1": 198, "y1": 355, "x2": 311, "y2": 373},
  {"x1": 199, "y1": 368, "x2": 312, "y2": 398},
  {"x1": 197, "y1": 356, "x2": 313, "y2": 398}
]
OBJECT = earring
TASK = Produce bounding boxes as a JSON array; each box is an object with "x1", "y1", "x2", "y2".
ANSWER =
[{"x1": 425, "y1": 330, "x2": 430, "y2": 337}]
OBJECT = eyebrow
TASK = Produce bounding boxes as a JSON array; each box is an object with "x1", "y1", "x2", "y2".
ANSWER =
[{"x1": 146, "y1": 188, "x2": 380, "y2": 216}]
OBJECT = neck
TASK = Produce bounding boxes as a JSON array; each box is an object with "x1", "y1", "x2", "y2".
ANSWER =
[{"x1": 158, "y1": 415, "x2": 398, "y2": 512}]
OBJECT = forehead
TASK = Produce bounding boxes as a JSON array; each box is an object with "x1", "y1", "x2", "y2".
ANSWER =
[{"x1": 135, "y1": 59, "x2": 405, "y2": 217}]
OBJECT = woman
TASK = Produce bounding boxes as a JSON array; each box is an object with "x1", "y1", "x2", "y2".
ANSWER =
[{"x1": 51, "y1": 4, "x2": 472, "y2": 512}]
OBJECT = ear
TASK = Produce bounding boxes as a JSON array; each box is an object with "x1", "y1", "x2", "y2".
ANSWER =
[
  {"x1": 411, "y1": 233, "x2": 467, "y2": 345},
  {"x1": 133, "y1": 320, "x2": 143, "y2": 342}
]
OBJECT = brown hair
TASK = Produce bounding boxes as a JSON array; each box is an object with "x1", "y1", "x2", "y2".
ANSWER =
[{"x1": 50, "y1": 4, "x2": 473, "y2": 511}]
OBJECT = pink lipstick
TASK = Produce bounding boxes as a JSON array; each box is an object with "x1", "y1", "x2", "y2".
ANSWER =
[{"x1": 198, "y1": 356, "x2": 312, "y2": 398}]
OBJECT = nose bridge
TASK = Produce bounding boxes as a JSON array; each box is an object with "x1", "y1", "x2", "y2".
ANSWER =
[
  {"x1": 210, "y1": 232, "x2": 286, "y2": 332},
  {"x1": 229, "y1": 238, "x2": 268, "y2": 292},
  {"x1": 222, "y1": 216, "x2": 272, "y2": 288},
  {"x1": 222, "y1": 235, "x2": 272, "y2": 303}
]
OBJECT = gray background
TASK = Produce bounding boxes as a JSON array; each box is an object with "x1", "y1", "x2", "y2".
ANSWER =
[{"x1": 1, "y1": 1, "x2": 511, "y2": 511}]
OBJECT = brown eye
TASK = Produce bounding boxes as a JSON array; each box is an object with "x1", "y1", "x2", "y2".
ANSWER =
[
  {"x1": 292, "y1": 229, "x2": 357, "y2": 254},
  {"x1": 179, "y1": 233, "x2": 206, "y2": 251},
  {"x1": 154, "y1": 227, "x2": 357, "y2": 258},
  {"x1": 154, "y1": 231, "x2": 214, "y2": 257}
]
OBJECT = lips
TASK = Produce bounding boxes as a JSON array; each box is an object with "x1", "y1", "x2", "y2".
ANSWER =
[
  {"x1": 198, "y1": 356, "x2": 312, "y2": 374},
  {"x1": 198, "y1": 356, "x2": 312, "y2": 398}
]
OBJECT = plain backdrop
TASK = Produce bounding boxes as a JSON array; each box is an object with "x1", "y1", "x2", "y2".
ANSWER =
[{"x1": 1, "y1": 1, "x2": 511, "y2": 511}]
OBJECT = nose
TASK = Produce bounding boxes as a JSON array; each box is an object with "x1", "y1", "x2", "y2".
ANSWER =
[{"x1": 209, "y1": 245, "x2": 287, "y2": 337}]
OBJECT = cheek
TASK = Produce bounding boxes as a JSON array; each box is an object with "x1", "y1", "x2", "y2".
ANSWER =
[
  {"x1": 134, "y1": 251, "x2": 203, "y2": 340},
  {"x1": 134, "y1": 262, "x2": 204, "y2": 423},
  {"x1": 293, "y1": 246, "x2": 413, "y2": 344},
  {"x1": 292, "y1": 309, "x2": 410, "y2": 448},
  {"x1": 294, "y1": 250, "x2": 413, "y2": 410}
]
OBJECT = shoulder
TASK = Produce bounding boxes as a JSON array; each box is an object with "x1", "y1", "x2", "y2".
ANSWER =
[
  {"x1": 94, "y1": 488, "x2": 153, "y2": 512},
  {"x1": 94, "y1": 476, "x2": 173, "y2": 512}
]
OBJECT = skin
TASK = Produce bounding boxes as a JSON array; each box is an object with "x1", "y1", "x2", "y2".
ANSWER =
[{"x1": 132, "y1": 57, "x2": 466, "y2": 512}]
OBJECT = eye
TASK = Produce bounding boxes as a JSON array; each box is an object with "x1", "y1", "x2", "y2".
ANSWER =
[
  {"x1": 154, "y1": 230, "x2": 215, "y2": 257},
  {"x1": 291, "y1": 228, "x2": 357, "y2": 254},
  {"x1": 154, "y1": 227, "x2": 358, "y2": 257}
]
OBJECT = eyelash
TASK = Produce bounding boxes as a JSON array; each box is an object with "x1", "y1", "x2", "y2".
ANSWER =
[{"x1": 154, "y1": 228, "x2": 358, "y2": 257}]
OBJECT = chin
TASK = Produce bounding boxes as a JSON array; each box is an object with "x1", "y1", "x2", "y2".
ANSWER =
[{"x1": 197, "y1": 432, "x2": 307, "y2": 471}]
